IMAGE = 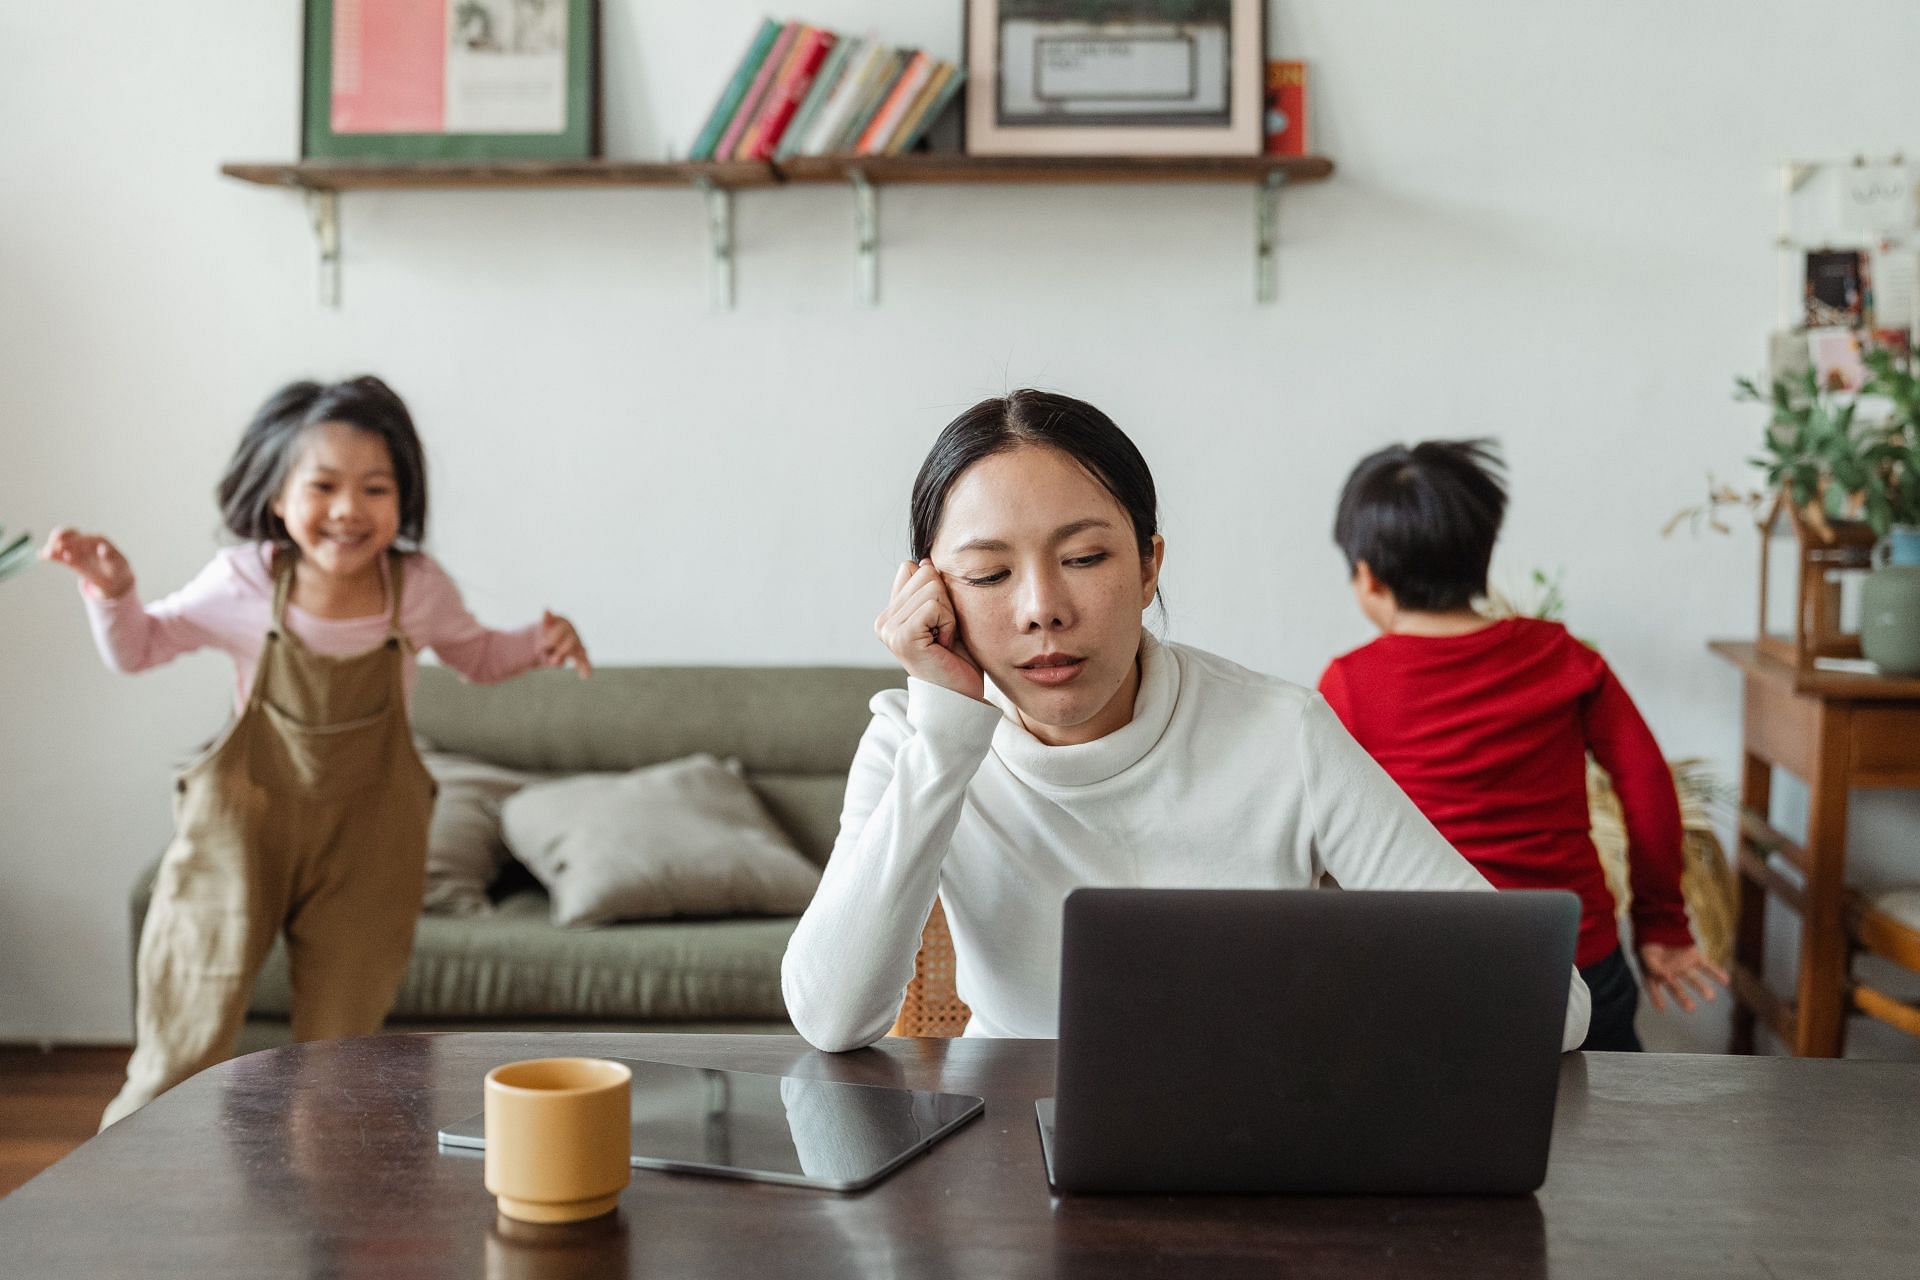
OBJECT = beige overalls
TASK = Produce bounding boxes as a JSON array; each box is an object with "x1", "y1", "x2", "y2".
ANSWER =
[{"x1": 103, "y1": 552, "x2": 436, "y2": 1128}]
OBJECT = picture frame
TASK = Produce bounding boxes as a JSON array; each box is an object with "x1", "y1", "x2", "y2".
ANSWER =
[
  {"x1": 963, "y1": 0, "x2": 1266, "y2": 157},
  {"x1": 302, "y1": 0, "x2": 600, "y2": 161}
]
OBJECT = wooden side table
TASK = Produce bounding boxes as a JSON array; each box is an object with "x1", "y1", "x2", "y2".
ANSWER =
[{"x1": 1711, "y1": 641, "x2": 1920, "y2": 1056}]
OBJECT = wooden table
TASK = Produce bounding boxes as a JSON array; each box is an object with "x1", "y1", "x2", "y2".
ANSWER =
[
  {"x1": 2, "y1": 1033, "x2": 1917, "y2": 1278},
  {"x1": 1710, "y1": 641, "x2": 1920, "y2": 1057}
]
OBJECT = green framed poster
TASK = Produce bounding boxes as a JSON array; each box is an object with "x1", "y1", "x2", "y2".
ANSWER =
[{"x1": 302, "y1": 0, "x2": 600, "y2": 161}]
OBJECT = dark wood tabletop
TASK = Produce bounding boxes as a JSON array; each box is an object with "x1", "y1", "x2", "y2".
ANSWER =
[{"x1": 1, "y1": 1033, "x2": 1914, "y2": 1278}]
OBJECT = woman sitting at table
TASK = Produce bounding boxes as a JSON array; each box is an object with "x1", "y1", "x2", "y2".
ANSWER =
[{"x1": 780, "y1": 390, "x2": 1591, "y2": 1052}]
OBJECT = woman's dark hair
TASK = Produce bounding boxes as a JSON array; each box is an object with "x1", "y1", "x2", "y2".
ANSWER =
[
  {"x1": 910, "y1": 390, "x2": 1159, "y2": 564},
  {"x1": 216, "y1": 375, "x2": 429, "y2": 551},
  {"x1": 1332, "y1": 438, "x2": 1507, "y2": 611}
]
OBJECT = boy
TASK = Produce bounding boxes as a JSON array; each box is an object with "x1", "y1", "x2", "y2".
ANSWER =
[{"x1": 1318, "y1": 439, "x2": 1724, "y2": 1050}]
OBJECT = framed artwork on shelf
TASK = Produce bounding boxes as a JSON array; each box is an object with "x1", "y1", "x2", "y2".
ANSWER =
[
  {"x1": 302, "y1": 0, "x2": 600, "y2": 161},
  {"x1": 963, "y1": 0, "x2": 1266, "y2": 157}
]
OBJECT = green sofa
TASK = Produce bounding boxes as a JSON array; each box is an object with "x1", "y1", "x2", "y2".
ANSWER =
[{"x1": 129, "y1": 664, "x2": 903, "y2": 1052}]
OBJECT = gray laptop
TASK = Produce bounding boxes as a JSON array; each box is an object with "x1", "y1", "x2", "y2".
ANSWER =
[{"x1": 1036, "y1": 888, "x2": 1579, "y2": 1195}]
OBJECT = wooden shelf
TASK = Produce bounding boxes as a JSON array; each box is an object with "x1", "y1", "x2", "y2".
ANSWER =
[
  {"x1": 221, "y1": 154, "x2": 1333, "y2": 192},
  {"x1": 221, "y1": 159, "x2": 778, "y2": 192},
  {"x1": 777, "y1": 153, "x2": 1331, "y2": 186},
  {"x1": 219, "y1": 153, "x2": 1335, "y2": 309}
]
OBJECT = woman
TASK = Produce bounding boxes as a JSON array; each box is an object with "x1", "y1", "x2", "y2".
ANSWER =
[{"x1": 781, "y1": 390, "x2": 1589, "y2": 1053}]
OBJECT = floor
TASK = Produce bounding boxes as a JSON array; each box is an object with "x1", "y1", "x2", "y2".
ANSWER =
[{"x1": 0, "y1": 1046, "x2": 129, "y2": 1198}]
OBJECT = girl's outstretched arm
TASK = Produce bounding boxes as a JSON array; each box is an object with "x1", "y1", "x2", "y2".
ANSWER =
[
  {"x1": 43, "y1": 529, "x2": 221, "y2": 674},
  {"x1": 406, "y1": 555, "x2": 544, "y2": 683}
]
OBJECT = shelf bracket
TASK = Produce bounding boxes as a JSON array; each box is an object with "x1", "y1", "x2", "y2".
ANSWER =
[
  {"x1": 695, "y1": 177, "x2": 736, "y2": 311},
  {"x1": 306, "y1": 190, "x2": 341, "y2": 309},
  {"x1": 851, "y1": 170, "x2": 879, "y2": 305},
  {"x1": 1255, "y1": 170, "x2": 1286, "y2": 304}
]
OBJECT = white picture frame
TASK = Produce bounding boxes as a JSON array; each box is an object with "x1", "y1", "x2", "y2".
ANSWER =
[{"x1": 964, "y1": 0, "x2": 1265, "y2": 156}]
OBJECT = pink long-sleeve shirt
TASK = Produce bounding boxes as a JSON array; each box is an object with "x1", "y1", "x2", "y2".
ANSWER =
[{"x1": 81, "y1": 543, "x2": 542, "y2": 709}]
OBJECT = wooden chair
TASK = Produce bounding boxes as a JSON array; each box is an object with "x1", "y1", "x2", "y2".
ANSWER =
[
  {"x1": 889, "y1": 897, "x2": 971, "y2": 1038},
  {"x1": 1846, "y1": 887, "x2": 1920, "y2": 1042},
  {"x1": 1587, "y1": 758, "x2": 1737, "y2": 967}
]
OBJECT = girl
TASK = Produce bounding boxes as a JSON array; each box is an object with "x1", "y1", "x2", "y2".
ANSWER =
[
  {"x1": 44, "y1": 375, "x2": 590, "y2": 1127},
  {"x1": 780, "y1": 390, "x2": 1591, "y2": 1054}
]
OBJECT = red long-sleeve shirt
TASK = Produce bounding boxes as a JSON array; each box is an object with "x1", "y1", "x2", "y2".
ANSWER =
[{"x1": 1317, "y1": 618, "x2": 1692, "y2": 969}]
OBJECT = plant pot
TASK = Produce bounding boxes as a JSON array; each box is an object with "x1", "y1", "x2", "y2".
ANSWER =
[{"x1": 1861, "y1": 530, "x2": 1920, "y2": 675}]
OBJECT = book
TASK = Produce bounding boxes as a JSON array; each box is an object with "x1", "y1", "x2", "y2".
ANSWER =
[
  {"x1": 889, "y1": 66, "x2": 965, "y2": 156},
  {"x1": 829, "y1": 48, "x2": 906, "y2": 155},
  {"x1": 690, "y1": 18, "x2": 781, "y2": 162},
  {"x1": 881, "y1": 60, "x2": 948, "y2": 157},
  {"x1": 806, "y1": 43, "x2": 895, "y2": 155},
  {"x1": 733, "y1": 24, "x2": 815, "y2": 160},
  {"x1": 884, "y1": 61, "x2": 955, "y2": 156},
  {"x1": 741, "y1": 27, "x2": 837, "y2": 162},
  {"x1": 1264, "y1": 60, "x2": 1308, "y2": 156},
  {"x1": 775, "y1": 35, "x2": 859, "y2": 162},
  {"x1": 715, "y1": 20, "x2": 800, "y2": 163},
  {"x1": 856, "y1": 51, "x2": 933, "y2": 155}
]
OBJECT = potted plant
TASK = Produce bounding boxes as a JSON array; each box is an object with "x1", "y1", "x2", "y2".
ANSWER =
[
  {"x1": 1858, "y1": 348, "x2": 1920, "y2": 562},
  {"x1": 1670, "y1": 358, "x2": 1920, "y2": 674}
]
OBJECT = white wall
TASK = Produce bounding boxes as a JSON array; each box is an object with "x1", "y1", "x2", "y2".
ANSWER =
[{"x1": 3, "y1": 1, "x2": 1917, "y2": 1051}]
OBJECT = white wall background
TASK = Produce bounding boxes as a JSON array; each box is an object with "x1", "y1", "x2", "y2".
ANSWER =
[{"x1": 3, "y1": 1, "x2": 1916, "y2": 1053}]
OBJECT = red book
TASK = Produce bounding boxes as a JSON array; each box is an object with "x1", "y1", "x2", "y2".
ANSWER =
[
  {"x1": 741, "y1": 28, "x2": 838, "y2": 162},
  {"x1": 1263, "y1": 60, "x2": 1308, "y2": 156},
  {"x1": 716, "y1": 21, "x2": 800, "y2": 163}
]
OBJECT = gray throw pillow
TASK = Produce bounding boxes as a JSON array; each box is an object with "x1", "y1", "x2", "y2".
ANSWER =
[
  {"x1": 501, "y1": 754, "x2": 823, "y2": 927},
  {"x1": 421, "y1": 750, "x2": 536, "y2": 916}
]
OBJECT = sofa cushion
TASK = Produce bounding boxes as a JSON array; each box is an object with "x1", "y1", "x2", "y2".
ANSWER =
[
  {"x1": 421, "y1": 750, "x2": 537, "y2": 916},
  {"x1": 746, "y1": 773, "x2": 852, "y2": 868},
  {"x1": 502, "y1": 755, "x2": 822, "y2": 927},
  {"x1": 248, "y1": 889, "x2": 799, "y2": 1022}
]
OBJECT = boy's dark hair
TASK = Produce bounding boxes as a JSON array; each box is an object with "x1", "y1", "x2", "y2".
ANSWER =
[
  {"x1": 216, "y1": 376, "x2": 429, "y2": 551},
  {"x1": 911, "y1": 389, "x2": 1159, "y2": 563},
  {"x1": 1333, "y1": 438, "x2": 1507, "y2": 611}
]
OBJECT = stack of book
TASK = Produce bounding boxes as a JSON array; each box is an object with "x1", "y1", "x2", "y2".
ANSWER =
[{"x1": 688, "y1": 19, "x2": 965, "y2": 163}]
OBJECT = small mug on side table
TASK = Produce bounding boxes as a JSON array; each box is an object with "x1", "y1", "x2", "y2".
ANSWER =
[{"x1": 483, "y1": 1058, "x2": 632, "y2": 1224}]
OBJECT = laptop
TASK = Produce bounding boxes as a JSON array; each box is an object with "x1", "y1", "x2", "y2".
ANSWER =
[{"x1": 1036, "y1": 888, "x2": 1579, "y2": 1195}]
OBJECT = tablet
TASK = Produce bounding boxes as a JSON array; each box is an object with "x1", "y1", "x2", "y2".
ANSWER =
[{"x1": 436, "y1": 1057, "x2": 985, "y2": 1192}]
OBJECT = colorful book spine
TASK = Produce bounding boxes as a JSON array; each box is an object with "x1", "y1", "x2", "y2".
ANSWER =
[
  {"x1": 830, "y1": 48, "x2": 906, "y2": 155},
  {"x1": 883, "y1": 60, "x2": 951, "y2": 157},
  {"x1": 775, "y1": 35, "x2": 857, "y2": 162},
  {"x1": 689, "y1": 18, "x2": 780, "y2": 162},
  {"x1": 856, "y1": 51, "x2": 933, "y2": 155},
  {"x1": 889, "y1": 64, "x2": 964, "y2": 156},
  {"x1": 742, "y1": 27, "x2": 837, "y2": 162},
  {"x1": 733, "y1": 24, "x2": 814, "y2": 160},
  {"x1": 804, "y1": 43, "x2": 892, "y2": 156},
  {"x1": 1263, "y1": 60, "x2": 1308, "y2": 157},
  {"x1": 715, "y1": 20, "x2": 799, "y2": 163}
]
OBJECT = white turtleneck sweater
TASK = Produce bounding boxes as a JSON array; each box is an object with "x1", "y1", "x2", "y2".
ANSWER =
[{"x1": 781, "y1": 637, "x2": 1591, "y2": 1053}]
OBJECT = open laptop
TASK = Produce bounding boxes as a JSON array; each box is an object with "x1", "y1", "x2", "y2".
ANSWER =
[{"x1": 1036, "y1": 888, "x2": 1579, "y2": 1195}]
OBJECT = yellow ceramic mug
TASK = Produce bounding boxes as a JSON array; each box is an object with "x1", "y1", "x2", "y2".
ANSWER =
[{"x1": 483, "y1": 1058, "x2": 632, "y2": 1224}]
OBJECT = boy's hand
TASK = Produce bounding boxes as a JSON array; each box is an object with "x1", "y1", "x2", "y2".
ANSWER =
[
  {"x1": 1637, "y1": 942, "x2": 1728, "y2": 1014},
  {"x1": 40, "y1": 528, "x2": 135, "y2": 600},
  {"x1": 538, "y1": 610, "x2": 591, "y2": 678},
  {"x1": 875, "y1": 559, "x2": 985, "y2": 702}
]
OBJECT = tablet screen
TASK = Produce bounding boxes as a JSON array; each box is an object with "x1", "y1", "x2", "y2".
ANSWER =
[{"x1": 437, "y1": 1057, "x2": 985, "y2": 1192}]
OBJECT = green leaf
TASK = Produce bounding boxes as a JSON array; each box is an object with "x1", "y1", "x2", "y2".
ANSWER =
[{"x1": 0, "y1": 531, "x2": 32, "y2": 581}]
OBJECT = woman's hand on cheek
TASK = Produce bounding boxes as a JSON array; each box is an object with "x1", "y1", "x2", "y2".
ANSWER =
[
  {"x1": 537, "y1": 610, "x2": 592, "y2": 678},
  {"x1": 875, "y1": 559, "x2": 985, "y2": 702}
]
